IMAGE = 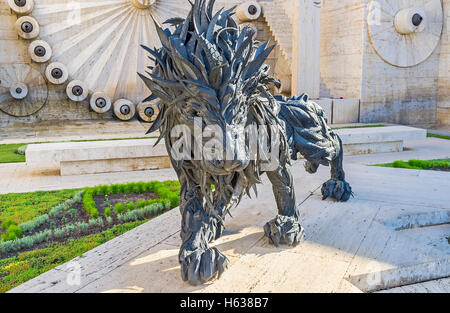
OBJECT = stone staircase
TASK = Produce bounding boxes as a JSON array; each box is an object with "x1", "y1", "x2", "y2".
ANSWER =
[{"x1": 259, "y1": 0, "x2": 293, "y2": 63}]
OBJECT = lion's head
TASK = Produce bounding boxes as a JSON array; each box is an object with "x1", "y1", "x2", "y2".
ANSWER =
[{"x1": 139, "y1": 0, "x2": 288, "y2": 210}]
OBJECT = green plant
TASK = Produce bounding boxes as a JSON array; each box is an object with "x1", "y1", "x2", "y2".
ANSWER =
[
  {"x1": 135, "y1": 182, "x2": 145, "y2": 193},
  {"x1": 124, "y1": 182, "x2": 136, "y2": 194},
  {"x1": 76, "y1": 222, "x2": 89, "y2": 232},
  {"x1": 69, "y1": 208, "x2": 77, "y2": 218},
  {"x1": 54, "y1": 228, "x2": 65, "y2": 239},
  {"x1": 104, "y1": 207, "x2": 111, "y2": 217},
  {"x1": 19, "y1": 214, "x2": 49, "y2": 233},
  {"x1": 1, "y1": 224, "x2": 23, "y2": 242},
  {"x1": 117, "y1": 202, "x2": 164, "y2": 223},
  {"x1": 110, "y1": 184, "x2": 120, "y2": 194},
  {"x1": 137, "y1": 200, "x2": 147, "y2": 208},
  {"x1": 114, "y1": 202, "x2": 124, "y2": 214},
  {"x1": 1, "y1": 219, "x2": 15, "y2": 230},
  {"x1": 82, "y1": 189, "x2": 99, "y2": 218},
  {"x1": 16, "y1": 145, "x2": 27, "y2": 155},
  {"x1": 126, "y1": 202, "x2": 136, "y2": 211}
]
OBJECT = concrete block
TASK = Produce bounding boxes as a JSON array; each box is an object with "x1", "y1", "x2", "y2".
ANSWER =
[
  {"x1": 60, "y1": 156, "x2": 172, "y2": 176},
  {"x1": 335, "y1": 125, "x2": 427, "y2": 145},
  {"x1": 335, "y1": 125, "x2": 427, "y2": 155},
  {"x1": 26, "y1": 139, "x2": 166, "y2": 164},
  {"x1": 342, "y1": 141, "x2": 402, "y2": 155},
  {"x1": 333, "y1": 98, "x2": 360, "y2": 124},
  {"x1": 26, "y1": 138, "x2": 171, "y2": 175},
  {"x1": 313, "y1": 98, "x2": 333, "y2": 123}
]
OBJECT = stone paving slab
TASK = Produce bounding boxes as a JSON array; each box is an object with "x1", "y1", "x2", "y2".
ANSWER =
[
  {"x1": 377, "y1": 278, "x2": 450, "y2": 293},
  {"x1": 7, "y1": 138, "x2": 450, "y2": 292},
  {"x1": 8, "y1": 137, "x2": 450, "y2": 293}
]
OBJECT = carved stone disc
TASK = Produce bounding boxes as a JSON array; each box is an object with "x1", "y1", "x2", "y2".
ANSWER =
[
  {"x1": 0, "y1": 64, "x2": 48, "y2": 117},
  {"x1": 136, "y1": 100, "x2": 159, "y2": 122},
  {"x1": 113, "y1": 98, "x2": 135, "y2": 121},
  {"x1": 31, "y1": 0, "x2": 191, "y2": 104},
  {"x1": 367, "y1": 0, "x2": 443, "y2": 67}
]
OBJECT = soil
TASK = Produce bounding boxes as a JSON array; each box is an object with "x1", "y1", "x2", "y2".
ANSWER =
[
  {"x1": 93, "y1": 191, "x2": 158, "y2": 214},
  {"x1": 1, "y1": 191, "x2": 164, "y2": 259}
]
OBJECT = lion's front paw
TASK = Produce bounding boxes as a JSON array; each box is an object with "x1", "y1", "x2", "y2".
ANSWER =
[
  {"x1": 180, "y1": 247, "x2": 229, "y2": 286},
  {"x1": 321, "y1": 179, "x2": 353, "y2": 202},
  {"x1": 264, "y1": 215, "x2": 305, "y2": 247}
]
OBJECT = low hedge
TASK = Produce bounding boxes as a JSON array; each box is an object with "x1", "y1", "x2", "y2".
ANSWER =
[{"x1": 84, "y1": 181, "x2": 180, "y2": 218}]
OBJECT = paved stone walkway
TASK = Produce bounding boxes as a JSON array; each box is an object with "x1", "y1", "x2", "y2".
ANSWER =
[{"x1": 7, "y1": 137, "x2": 450, "y2": 293}]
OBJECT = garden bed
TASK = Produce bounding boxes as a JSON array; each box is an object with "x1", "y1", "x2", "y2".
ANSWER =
[{"x1": 0, "y1": 180, "x2": 180, "y2": 292}]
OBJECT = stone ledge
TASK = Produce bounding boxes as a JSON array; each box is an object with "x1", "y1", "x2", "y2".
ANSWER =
[
  {"x1": 26, "y1": 138, "x2": 171, "y2": 175},
  {"x1": 25, "y1": 126, "x2": 427, "y2": 175},
  {"x1": 334, "y1": 125, "x2": 426, "y2": 155},
  {"x1": 26, "y1": 138, "x2": 167, "y2": 164},
  {"x1": 335, "y1": 125, "x2": 426, "y2": 145}
]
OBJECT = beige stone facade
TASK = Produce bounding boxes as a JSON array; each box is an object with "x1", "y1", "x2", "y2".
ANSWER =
[
  {"x1": 320, "y1": 0, "x2": 449, "y2": 126},
  {"x1": 0, "y1": 0, "x2": 449, "y2": 126}
]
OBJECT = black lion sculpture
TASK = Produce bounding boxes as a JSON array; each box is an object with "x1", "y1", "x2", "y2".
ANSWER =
[{"x1": 139, "y1": 0, "x2": 352, "y2": 285}]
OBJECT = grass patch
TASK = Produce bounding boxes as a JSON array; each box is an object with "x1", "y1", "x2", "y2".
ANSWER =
[
  {"x1": 0, "y1": 220, "x2": 146, "y2": 293},
  {"x1": 0, "y1": 144, "x2": 26, "y2": 163},
  {"x1": 374, "y1": 158, "x2": 450, "y2": 171},
  {"x1": 0, "y1": 189, "x2": 79, "y2": 225},
  {"x1": 0, "y1": 136, "x2": 159, "y2": 164},
  {"x1": 427, "y1": 133, "x2": 450, "y2": 140},
  {"x1": 332, "y1": 124, "x2": 386, "y2": 130}
]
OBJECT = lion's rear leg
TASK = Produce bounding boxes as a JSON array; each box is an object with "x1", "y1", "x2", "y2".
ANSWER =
[
  {"x1": 264, "y1": 166, "x2": 305, "y2": 246},
  {"x1": 178, "y1": 185, "x2": 228, "y2": 286}
]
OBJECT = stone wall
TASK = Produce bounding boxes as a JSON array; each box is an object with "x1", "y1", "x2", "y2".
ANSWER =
[
  {"x1": 0, "y1": 0, "x2": 291, "y2": 126},
  {"x1": 437, "y1": 0, "x2": 450, "y2": 124},
  {"x1": 252, "y1": 17, "x2": 291, "y2": 95},
  {"x1": 320, "y1": 0, "x2": 446, "y2": 126},
  {"x1": 319, "y1": 0, "x2": 365, "y2": 99},
  {"x1": 359, "y1": 0, "x2": 441, "y2": 126},
  {"x1": 0, "y1": 0, "x2": 110, "y2": 126}
]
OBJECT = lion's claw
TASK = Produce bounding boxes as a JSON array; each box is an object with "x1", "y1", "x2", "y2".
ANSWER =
[
  {"x1": 180, "y1": 247, "x2": 228, "y2": 285},
  {"x1": 321, "y1": 179, "x2": 353, "y2": 202},
  {"x1": 264, "y1": 215, "x2": 305, "y2": 247}
]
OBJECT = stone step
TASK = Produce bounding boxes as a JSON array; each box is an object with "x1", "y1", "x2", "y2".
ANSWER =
[
  {"x1": 259, "y1": 0, "x2": 293, "y2": 62},
  {"x1": 26, "y1": 138, "x2": 171, "y2": 176},
  {"x1": 335, "y1": 125, "x2": 427, "y2": 155}
]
